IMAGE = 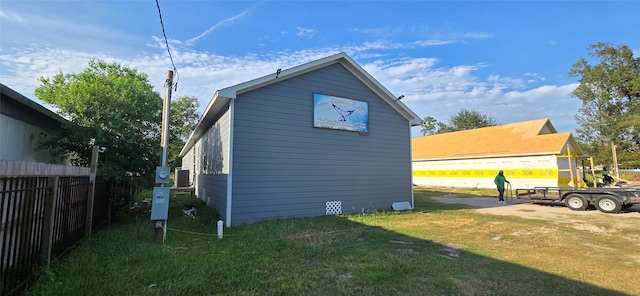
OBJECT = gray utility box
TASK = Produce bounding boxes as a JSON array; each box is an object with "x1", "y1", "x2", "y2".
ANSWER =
[{"x1": 175, "y1": 169, "x2": 190, "y2": 187}]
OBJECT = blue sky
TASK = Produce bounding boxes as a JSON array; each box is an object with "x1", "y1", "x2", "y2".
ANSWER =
[{"x1": 1, "y1": 1, "x2": 639, "y2": 136}]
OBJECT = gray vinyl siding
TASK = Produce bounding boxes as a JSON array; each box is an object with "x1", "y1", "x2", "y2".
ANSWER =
[
  {"x1": 196, "y1": 107, "x2": 231, "y2": 220},
  {"x1": 231, "y1": 63, "x2": 412, "y2": 225}
]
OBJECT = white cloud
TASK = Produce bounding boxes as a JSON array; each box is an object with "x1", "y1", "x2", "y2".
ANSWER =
[
  {"x1": 403, "y1": 82, "x2": 581, "y2": 136},
  {"x1": 0, "y1": 46, "x2": 108, "y2": 92},
  {"x1": 411, "y1": 23, "x2": 494, "y2": 41},
  {"x1": 357, "y1": 56, "x2": 581, "y2": 135},
  {"x1": 350, "y1": 26, "x2": 403, "y2": 38},
  {"x1": 460, "y1": 32, "x2": 494, "y2": 39},
  {"x1": 185, "y1": 9, "x2": 251, "y2": 45},
  {"x1": 0, "y1": 41, "x2": 339, "y2": 116},
  {"x1": 0, "y1": 9, "x2": 24, "y2": 22},
  {"x1": 0, "y1": 37, "x2": 582, "y2": 138},
  {"x1": 0, "y1": 7, "x2": 142, "y2": 54},
  {"x1": 410, "y1": 40, "x2": 456, "y2": 47},
  {"x1": 296, "y1": 27, "x2": 316, "y2": 38},
  {"x1": 524, "y1": 72, "x2": 546, "y2": 83}
]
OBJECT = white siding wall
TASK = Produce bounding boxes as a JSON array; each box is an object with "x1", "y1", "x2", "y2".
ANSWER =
[
  {"x1": 1, "y1": 114, "x2": 22, "y2": 160},
  {"x1": 1, "y1": 114, "x2": 61, "y2": 163}
]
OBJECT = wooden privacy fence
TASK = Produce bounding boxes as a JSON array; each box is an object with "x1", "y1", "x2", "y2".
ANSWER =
[{"x1": 0, "y1": 176, "x2": 111, "y2": 296}]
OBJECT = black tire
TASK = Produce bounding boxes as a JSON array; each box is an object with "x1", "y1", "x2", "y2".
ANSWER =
[
  {"x1": 594, "y1": 195, "x2": 622, "y2": 213},
  {"x1": 564, "y1": 194, "x2": 588, "y2": 211}
]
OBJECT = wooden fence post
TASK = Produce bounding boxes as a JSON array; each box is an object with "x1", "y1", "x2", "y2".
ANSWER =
[{"x1": 40, "y1": 176, "x2": 59, "y2": 266}]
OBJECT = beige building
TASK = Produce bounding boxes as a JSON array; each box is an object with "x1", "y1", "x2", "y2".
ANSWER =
[{"x1": 412, "y1": 118, "x2": 586, "y2": 189}]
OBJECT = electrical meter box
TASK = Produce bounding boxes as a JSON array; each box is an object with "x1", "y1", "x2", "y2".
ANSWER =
[
  {"x1": 150, "y1": 187, "x2": 170, "y2": 220},
  {"x1": 155, "y1": 166, "x2": 171, "y2": 184}
]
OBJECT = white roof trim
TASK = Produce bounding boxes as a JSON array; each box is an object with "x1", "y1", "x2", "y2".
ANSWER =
[{"x1": 179, "y1": 90, "x2": 230, "y2": 156}]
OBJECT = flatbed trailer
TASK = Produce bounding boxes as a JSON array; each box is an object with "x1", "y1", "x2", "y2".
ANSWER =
[{"x1": 515, "y1": 186, "x2": 640, "y2": 213}]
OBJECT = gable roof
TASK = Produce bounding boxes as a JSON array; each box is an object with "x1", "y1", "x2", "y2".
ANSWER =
[
  {"x1": 1, "y1": 83, "x2": 67, "y2": 124},
  {"x1": 181, "y1": 52, "x2": 422, "y2": 156},
  {"x1": 412, "y1": 118, "x2": 585, "y2": 161}
]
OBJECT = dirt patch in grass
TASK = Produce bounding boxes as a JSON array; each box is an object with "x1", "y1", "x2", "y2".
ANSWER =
[
  {"x1": 429, "y1": 196, "x2": 640, "y2": 233},
  {"x1": 286, "y1": 232, "x2": 328, "y2": 245},
  {"x1": 428, "y1": 217, "x2": 478, "y2": 227}
]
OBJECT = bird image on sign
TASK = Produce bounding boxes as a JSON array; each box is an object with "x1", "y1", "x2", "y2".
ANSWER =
[{"x1": 332, "y1": 102, "x2": 356, "y2": 121}]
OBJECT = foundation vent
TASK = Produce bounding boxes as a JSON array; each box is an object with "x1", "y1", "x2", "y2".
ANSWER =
[{"x1": 326, "y1": 201, "x2": 342, "y2": 215}]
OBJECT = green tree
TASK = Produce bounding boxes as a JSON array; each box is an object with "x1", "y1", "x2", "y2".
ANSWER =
[
  {"x1": 35, "y1": 59, "x2": 163, "y2": 206},
  {"x1": 420, "y1": 116, "x2": 438, "y2": 136},
  {"x1": 569, "y1": 42, "x2": 640, "y2": 167},
  {"x1": 168, "y1": 95, "x2": 200, "y2": 169},
  {"x1": 438, "y1": 108, "x2": 499, "y2": 133}
]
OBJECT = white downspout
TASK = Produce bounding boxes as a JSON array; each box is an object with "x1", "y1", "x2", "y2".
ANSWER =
[
  {"x1": 409, "y1": 122, "x2": 415, "y2": 209},
  {"x1": 226, "y1": 99, "x2": 235, "y2": 227}
]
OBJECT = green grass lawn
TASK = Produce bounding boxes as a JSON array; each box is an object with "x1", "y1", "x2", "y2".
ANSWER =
[{"x1": 24, "y1": 188, "x2": 637, "y2": 296}]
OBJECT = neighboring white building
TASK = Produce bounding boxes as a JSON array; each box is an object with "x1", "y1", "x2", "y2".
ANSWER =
[
  {"x1": 0, "y1": 84, "x2": 88, "y2": 176},
  {"x1": 412, "y1": 119, "x2": 587, "y2": 189},
  {"x1": 1, "y1": 83, "x2": 67, "y2": 163}
]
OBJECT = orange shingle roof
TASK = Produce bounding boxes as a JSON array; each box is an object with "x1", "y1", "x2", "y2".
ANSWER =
[{"x1": 412, "y1": 118, "x2": 584, "y2": 160}]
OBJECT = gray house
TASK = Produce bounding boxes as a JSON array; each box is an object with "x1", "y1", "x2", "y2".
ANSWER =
[{"x1": 180, "y1": 52, "x2": 422, "y2": 226}]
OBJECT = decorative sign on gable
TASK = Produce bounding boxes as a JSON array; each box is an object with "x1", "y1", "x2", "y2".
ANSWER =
[{"x1": 313, "y1": 93, "x2": 368, "y2": 133}]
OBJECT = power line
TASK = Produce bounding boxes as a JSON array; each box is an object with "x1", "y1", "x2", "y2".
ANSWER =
[{"x1": 155, "y1": 0, "x2": 179, "y2": 90}]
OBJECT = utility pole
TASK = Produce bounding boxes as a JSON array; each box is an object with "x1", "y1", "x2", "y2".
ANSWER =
[
  {"x1": 566, "y1": 144, "x2": 575, "y2": 188},
  {"x1": 611, "y1": 141, "x2": 619, "y2": 181},
  {"x1": 151, "y1": 70, "x2": 173, "y2": 243},
  {"x1": 85, "y1": 145, "x2": 99, "y2": 236},
  {"x1": 160, "y1": 70, "x2": 173, "y2": 169}
]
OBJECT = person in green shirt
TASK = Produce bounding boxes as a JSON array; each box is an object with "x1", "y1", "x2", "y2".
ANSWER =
[
  {"x1": 494, "y1": 170, "x2": 510, "y2": 204},
  {"x1": 602, "y1": 167, "x2": 614, "y2": 185}
]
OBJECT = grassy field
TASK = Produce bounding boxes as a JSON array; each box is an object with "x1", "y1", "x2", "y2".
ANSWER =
[{"x1": 24, "y1": 188, "x2": 639, "y2": 296}]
